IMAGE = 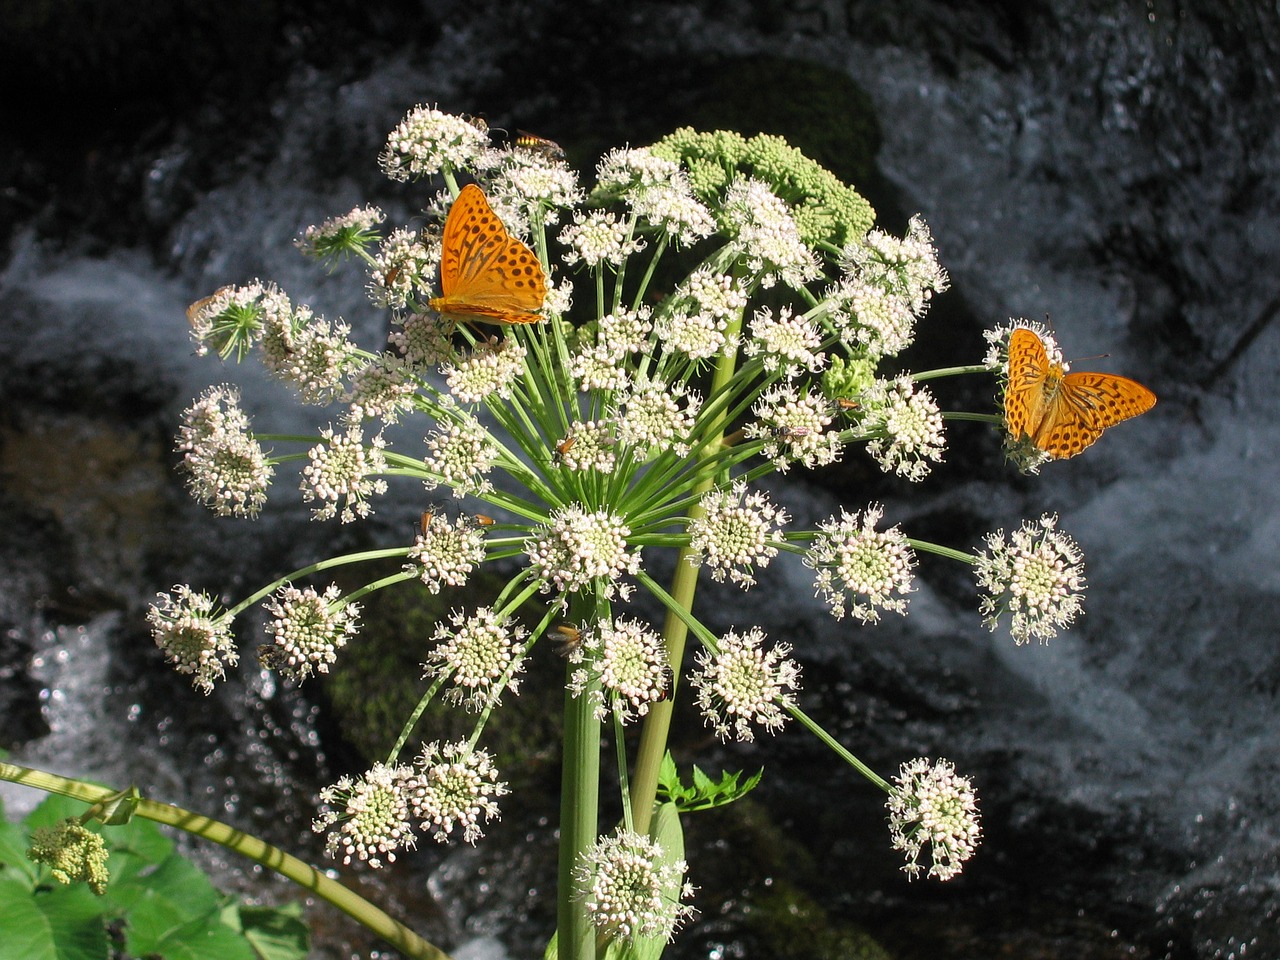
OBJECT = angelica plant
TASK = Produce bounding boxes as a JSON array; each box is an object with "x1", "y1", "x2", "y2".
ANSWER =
[{"x1": 138, "y1": 106, "x2": 1098, "y2": 957}]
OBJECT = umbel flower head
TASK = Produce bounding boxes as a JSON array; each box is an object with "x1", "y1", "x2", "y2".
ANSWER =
[
  {"x1": 566, "y1": 618, "x2": 672, "y2": 723},
  {"x1": 690, "y1": 626, "x2": 801, "y2": 742},
  {"x1": 147, "y1": 585, "x2": 237, "y2": 694},
  {"x1": 28, "y1": 818, "x2": 111, "y2": 895},
  {"x1": 974, "y1": 513, "x2": 1086, "y2": 644},
  {"x1": 886, "y1": 757, "x2": 981, "y2": 881},
  {"x1": 407, "y1": 740, "x2": 508, "y2": 844},
  {"x1": 423, "y1": 606, "x2": 528, "y2": 711},
  {"x1": 807, "y1": 504, "x2": 917, "y2": 622},
  {"x1": 313, "y1": 762, "x2": 416, "y2": 869},
  {"x1": 260, "y1": 583, "x2": 361, "y2": 682},
  {"x1": 177, "y1": 385, "x2": 273, "y2": 517},
  {"x1": 574, "y1": 829, "x2": 696, "y2": 943}
]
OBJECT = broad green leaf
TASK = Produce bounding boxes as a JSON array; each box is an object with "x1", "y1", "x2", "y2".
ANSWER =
[
  {"x1": 0, "y1": 817, "x2": 36, "y2": 885},
  {"x1": 225, "y1": 902, "x2": 310, "y2": 960},
  {"x1": 0, "y1": 880, "x2": 109, "y2": 960},
  {"x1": 132, "y1": 910, "x2": 257, "y2": 960}
]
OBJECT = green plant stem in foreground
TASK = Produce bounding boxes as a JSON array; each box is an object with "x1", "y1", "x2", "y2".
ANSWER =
[
  {"x1": 630, "y1": 289, "x2": 747, "y2": 838},
  {"x1": 0, "y1": 761, "x2": 449, "y2": 960},
  {"x1": 559, "y1": 593, "x2": 604, "y2": 960}
]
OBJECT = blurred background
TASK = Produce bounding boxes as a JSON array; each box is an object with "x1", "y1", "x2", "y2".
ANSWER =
[{"x1": 2, "y1": 2, "x2": 1278, "y2": 958}]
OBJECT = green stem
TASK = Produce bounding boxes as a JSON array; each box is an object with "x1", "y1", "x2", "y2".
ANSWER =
[
  {"x1": 0, "y1": 762, "x2": 449, "y2": 960},
  {"x1": 912, "y1": 364, "x2": 994, "y2": 380},
  {"x1": 784, "y1": 708, "x2": 892, "y2": 793},
  {"x1": 630, "y1": 286, "x2": 748, "y2": 838},
  {"x1": 558, "y1": 591, "x2": 603, "y2": 960}
]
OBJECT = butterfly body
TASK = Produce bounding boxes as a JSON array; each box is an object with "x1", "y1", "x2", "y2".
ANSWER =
[
  {"x1": 429, "y1": 184, "x2": 547, "y2": 325},
  {"x1": 1005, "y1": 328, "x2": 1156, "y2": 459}
]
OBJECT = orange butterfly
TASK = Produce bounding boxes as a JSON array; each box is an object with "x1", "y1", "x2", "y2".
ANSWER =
[
  {"x1": 1004, "y1": 327, "x2": 1157, "y2": 459},
  {"x1": 428, "y1": 184, "x2": 547, "y2": 325}
]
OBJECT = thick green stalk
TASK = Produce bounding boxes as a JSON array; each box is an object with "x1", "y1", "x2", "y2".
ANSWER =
[
  {"x1": 558, "y1": 592, "x2": 603, "y2": 960},
  {"x1": 629, "y1": 298, "x2": 746, "y2": 837},
  {"x1": 0, "y1": 762, "x2": 448, "y2": 960}
]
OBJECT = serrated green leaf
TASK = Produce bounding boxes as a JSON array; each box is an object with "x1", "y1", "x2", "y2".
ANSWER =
[
  {"x1": 0, "y1": 879, "x2": 109, "y2": 960},
  {"x1": 111, "y1": 851, "x2": 219, "y2": 925},
  {"x1": 691, "y1": 765, "x2": 714, "y2": 794}
]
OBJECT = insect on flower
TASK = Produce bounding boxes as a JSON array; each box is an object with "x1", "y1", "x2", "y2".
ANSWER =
[
  {"x1": 185, "y1": 286, "x2": 233, "y2": 327},
  {"x1": 553, "y1": 435, "x2": 577, "y2": 464},
  {"x1": 552, "y1": 624, "x2": 583, "y2": 658},
  {"x1": 428, "y1": 184, "x2": 547, "y2": 327},
  {"x1": 1004, "y1": 328, "x2": 1156, "y2": 459},
  {"x1": 515, "y1": 130, "x2": 566, "y2": 161}
]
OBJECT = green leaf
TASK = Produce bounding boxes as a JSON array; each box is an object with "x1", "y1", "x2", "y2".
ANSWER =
[
  {"x1": 110, "y1": 851, "x2": 219, "y2": 924},
  {"x1": 132, "y1": 909, "x2": 257, "y2": 960},
  {"x1": 0, "y1": 816, "x2": 36, "y2": 886},
  {"x1": 655, "y1": 754, "x2": 762, "y2": 812},
  {"x1": 224, "y1": 902, "x2": 310, "y2": 960},
  {"x1": 0, "y1": 879, "x2": 109, "y2": 960}
]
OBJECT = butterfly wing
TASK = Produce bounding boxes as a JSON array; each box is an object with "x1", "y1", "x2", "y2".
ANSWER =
[
  {"x1": 1036, "y1": 372, "x2": 1158, "y2": 459},
  {"x1": 1004, "y1": 328, "x2": 1051, "y2": 441},
  {"x1": 433, "y1": 184, "x2": 546, "y2": 324}
]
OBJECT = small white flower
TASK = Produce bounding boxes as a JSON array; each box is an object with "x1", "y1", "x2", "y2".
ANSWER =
[
  {"x1": 690, "y1": 626, "x2": 801, "y2": 742},
  {"x1": 720, "y1": 177, "x2": 818, "y2": 288},
  {"x1": 615, "y1": 378, "x2": 700, "y2": 459},
  {"x1": 369, "y1": 226, "x2": 438, "y2": 309},
  {"x1": 861, "y1": 376, "x2": 946, "y2": 482},
  {"x1": 345, "y1": 354, "x2": 418, "y2": 424},
  {"x1": 301, "y1": 421, "x2": 389, "y2": 522},
  {"x1": 176, "y1": 385, "x2": 273, "y2": 518},
  {"x1": 560, "y1": 209, "x2": 645, "y2": 267},
  {"x1": 407, "y1": 740, "x2": 508, "y2": 844},
  {"x1": 259, "y1": 298, "x2": 358, "y2": 405},
  {"x1": 260, "y1": 583, "x2": 360, "y2": 681},
  {"x1": 974, "y1": 513, "x2": 1086, "y2": 644},
  {"x1": 423, "y1": 606, "x2": 527, "y2": 711},
  {"x1": 313, "y1": 763, "x2": 417, "y2": 869},
  {"x1": 565, "y1": 618, "x2": 671, "y2": 723},
  {"x1": 686, "y1": 481, "x2": 789, "y2": 589},
  {"x1": 525, "y1": 505, "x2": 640, "y2": 603},
  {"x1": 745, "y1": 383, "x2": 842, "y2": 471},
  {"x1": 807, "y1": 505, "x2": 916, "y2": 622},
  {"x1": 296, "y1": 204, "x2": 385, "y2": 262},
  {"x1": 147, "y1": 585, "x2": 237, "y2": 694},
  {"x1": 404, "y1": 514, "x2": 488, "y2": 593},
  {"x1": 843, "y1": 214, "x2": 950, "y2": 316},
  {"x1": 886, "y1": 757, "x2": 981, "y2": 882},
  {"x1": 744, "y1": 304, "x2": 827, "y2": 375},
  {"x1": 422, "y1": 416, "x2": 498, "y2": 498},
  {"x1": 574, "y1": 829, "x2": 696, "y2": 943},
  {"x1": 444, "y1": 337, "x2": 529, "y2": 404},
  {"x1": 380, "y1": 106, "x2": 492, "y2": 181},
  {"x1": 555, "y1": 420, "x2": 617, "y2": 473}
]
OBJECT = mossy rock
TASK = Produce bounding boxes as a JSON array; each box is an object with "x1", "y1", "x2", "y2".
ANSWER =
[
  {"x1": 687, "y1": 797, "x2": 895, "y2": 959},
  {"x1": 683, "y1": 54, "x2": 882, "y2": 197}
]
